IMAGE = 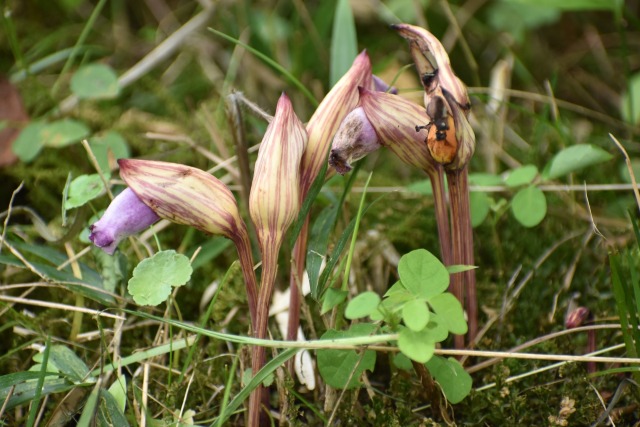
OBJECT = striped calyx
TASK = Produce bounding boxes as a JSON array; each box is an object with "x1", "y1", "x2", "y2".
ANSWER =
[
  {"x1": 249, "y1": 93, "x2": 308, "y2": 250},
  {"x1": 392, "y1": 23, "x2": 470, "y2": 110},
  {"x1": 358, "y1": 87, "x2": 437, "y2": 173},
  {"x1": 300, "y1": 50, "x2": 373, "y2": 194},
  {"x1": 392, "y1": 23, "x2": 475, "y2": 170},
  {"x1": 118, "y1": 159, "x2": 244, "y2": 240}
]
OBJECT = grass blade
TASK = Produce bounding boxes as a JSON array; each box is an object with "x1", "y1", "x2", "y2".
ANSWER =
[
  {"x1": 26, "y1": 336, "x2": 50, "y2": 427},
  {"x1": 330, "y1": 0, "x2": 358, "y2": 86},
  {"x1": 208, "y1": 28, "x2": 318, "y2": 107}
]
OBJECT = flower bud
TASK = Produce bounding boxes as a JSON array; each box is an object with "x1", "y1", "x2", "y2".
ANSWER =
[
  {"x1": 118, "y1": 159, "x2": 245, "y2": 240},
  {"x1": 250, "y1": 93, "x2": 308, "y2": 249},
  {"x1": 89, "y1": 188, "x2": 160, "y2": 255},
  {"x1": 565, "y1": 306, "x2": 591, "y2": 329},
  {"x1": 328, "y1": 107, "x2": 381, "y2": 175}
]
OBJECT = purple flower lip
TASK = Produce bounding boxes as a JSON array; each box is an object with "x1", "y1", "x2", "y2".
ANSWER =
[{"x1": 88, "y1": 187, "x2": 160, "y2": 255}]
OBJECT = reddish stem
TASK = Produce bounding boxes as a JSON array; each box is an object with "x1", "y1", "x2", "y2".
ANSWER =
[
  {"x1": 232, "y1": 226, "x2": 258, "y2": 335},
  {"x1": 248, "y1": 236, "x2": 281, "y2": 427},
  {"x1": 447, "y1": 169, "x2": 466, "y2": 349},
  {"x1": 447, "y1": 168, "x2": 477, "y2": 346},
  {"x1": 286, "y1": 217, "x2": 309, "y2": 374},
  {"x1": 428, "y1": 166, "x2": 452, "y2": 266},
  {"x1": 458, "y1": 169, "x2": 477, "y2": 343}
]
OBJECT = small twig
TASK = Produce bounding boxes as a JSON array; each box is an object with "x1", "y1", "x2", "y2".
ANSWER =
[
  {"x1": 57, "y1": 246, "x2": 91, "y2": 271},
  {"x1": 610, "y1": 133, "x2": 640, "y2": 212},
  {"x1": 226, "y1": 91, "x2": 253, "y2": 212},
  {"x1": 141, "y1": 363, "x2": 150, "y2": 427},
  {"x1": 0, "y1": 181, "x2": 24, "y2": 255},
  {"x1": 81, "y1": 139, "x2": 114, "y2": 200},
  {"x1": 0, "y1": 295, "x2": 125, "y2": 320},
  {"x1": 59, "y1": 5, "x2": 216, "y2": 113}
]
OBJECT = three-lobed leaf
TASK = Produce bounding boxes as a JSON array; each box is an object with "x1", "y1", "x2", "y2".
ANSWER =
[
  {"x1": 401, "y1": 299, "x2": 430, "y2": 331},
  {"x1": 429, "y1": 293, "x2": 468, "y2": 335},
  {"x1": 398, "y1": 327, "x2": 436, "y2": 363},
  {"x1": 398, "y1": 249, "x2": 449, "y2": 300},
  {"x1": 345, "y1": 291, "x2": 381, "y2": 319}
]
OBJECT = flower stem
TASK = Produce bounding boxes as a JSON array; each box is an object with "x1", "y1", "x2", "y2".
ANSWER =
[
  {"x1": 286, "y1": 216, "x2": 309, "y2": 373},
  {"x1": 249, "y1": 236, "x2": 281, "y2": 427},
  {"x1": 232, "y1": 227, "x2": 258, "y2": 335},
  {"x1": 428, "y1": 166, "x2": 452, "y2": 266},
  {"x1": 447, "y1": 168, "x2": 477, "y2": 346}
]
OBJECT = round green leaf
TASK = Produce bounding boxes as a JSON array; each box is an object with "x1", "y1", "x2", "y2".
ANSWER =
[
  {"x1": 504, "y1": 164, "x2": 538, "y2": 188},
  {"x1": 64, "y1": 174, "x2": 106, "y2": 209},
  {"x1": 41, "y1": 119, "x2": 90, "y2": 148},
  {"x1": 317, "y1": 323, "x2": 377, "y2": 389},
  {"x1": 398, "y1": 249, "x2": 449, "y2": 300},
  {"x1": 89, "y1": 131, "x2": 130, "y2": 174},
  {"x1": 469, "y1": 173, "x2": 503, "y2": 186},
  {"x1": 423, "y1": 313, "x2": 450, "y2": 342},
  {"x1": 392, "y1": 352, "x2": 414, "y2": 371},
  {"x1": 511, "y1": 185, "x2": 547, "y2": 227},
  {"x1": 345, "y1": 291, "x2": 380, "y2": 319},
  {"x1": 470, "y1": 191, "x2": 490, "y2": 227},
  {"x1": 542, "y1": 144, "x2": 613, "y2": 180},
  {"x1": 429, "y1": 293, "x2": 468, "y2": 335},
  {"x1": 71, "y1": 63, "x2": 120, "y2": 99},
  {"x1": 321, "y1": 288, "x2": 348, "y2": 315},
  {"x1": 12, "y1": 121, "x2": 46, "y2": 162},
  {"x1": 402, "y1": 299, "x2": 430, "y2": 331},
  {"x1": 398, "y1": 327, "x2": 436, "y2": 363},
  {"x1": 128, "y1": 250, "x2": 193, "y2": 306},
  {"x1": 425, "y1": 356, "x2": 472, "y2": 404}
]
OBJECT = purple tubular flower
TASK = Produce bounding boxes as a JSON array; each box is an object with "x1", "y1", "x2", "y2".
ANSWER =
[
  {"x1": 89, "y1": 187, "x2": 160, "y2": 255},
  {"x1": 372, "y1": 75, "x2": 398, "y2": 94}
]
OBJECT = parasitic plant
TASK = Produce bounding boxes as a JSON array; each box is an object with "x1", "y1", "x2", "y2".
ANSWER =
[{"x1": 248, "y1": 93, "x2": 308, "y2": 425}]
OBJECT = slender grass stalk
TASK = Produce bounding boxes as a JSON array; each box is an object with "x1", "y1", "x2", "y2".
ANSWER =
[
  {"x1": 26, "y1": 336, "x2": 50, "y2": 427},
  {"x1": 208, "y1": 28, "x2": 318, "y2": 107},
  {"x1": 51, "y1": 0, "x2": 108, "y2": 97},
  {"x1": 214, "y1": 350, "x2": 241, "y2": 427}
]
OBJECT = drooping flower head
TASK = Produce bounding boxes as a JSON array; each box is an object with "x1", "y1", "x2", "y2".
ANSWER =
[
  {"x1": 300, "y1": 51, "x2": 373, "y2": 194},
  {"x1": 118, "y1": 159, "x2": 246, "y2": 240},
  {"x1": 392, "y1": 23, "x2": 475, "y2": 170},
  {"x1": 89, "y1": 188, "x2": 160, "y2": 255},
  {"x1": 328, "y1": 106, "x2": 381, "y2": 175}
]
